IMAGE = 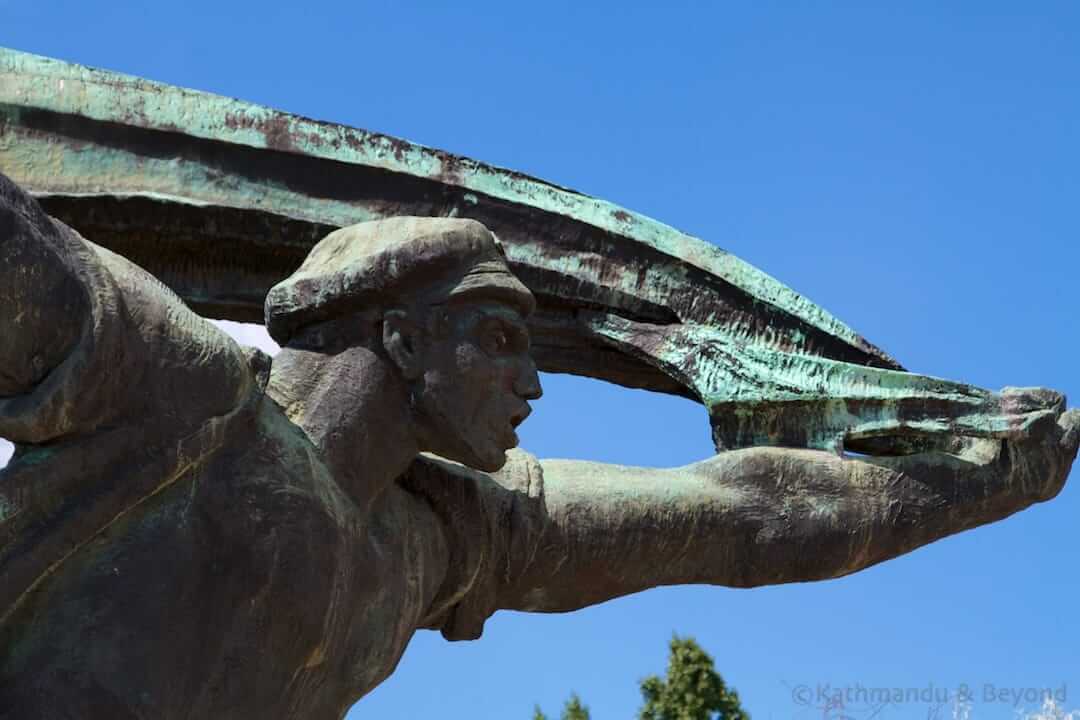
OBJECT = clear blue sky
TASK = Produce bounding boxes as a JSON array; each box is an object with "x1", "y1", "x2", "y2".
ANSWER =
[{"x1": 2, "y1": 3, "x2": 1078, "y2": 718}]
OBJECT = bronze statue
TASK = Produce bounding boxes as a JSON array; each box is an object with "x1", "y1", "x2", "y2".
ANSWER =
[{"x1": 0, "y1": 49, "x2": 1077, "y2": 719}]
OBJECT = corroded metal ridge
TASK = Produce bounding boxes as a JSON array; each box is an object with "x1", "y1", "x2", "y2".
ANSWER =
[
  {"x1": 3, "y1": 47, "x2": 1056, "y2": 453},
  {"x1": 0, "y1": 48, "x2": 889, "y2": 363}
]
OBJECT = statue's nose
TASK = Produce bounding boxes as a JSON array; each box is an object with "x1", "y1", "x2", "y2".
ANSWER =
[{"x1": 515, "y1": 356, "x2": 543, "y2": 401}]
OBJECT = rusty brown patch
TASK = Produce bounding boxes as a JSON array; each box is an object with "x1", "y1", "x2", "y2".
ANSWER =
[{"x1": 223, "y1": 112, "x2": 297, "y2": 153}]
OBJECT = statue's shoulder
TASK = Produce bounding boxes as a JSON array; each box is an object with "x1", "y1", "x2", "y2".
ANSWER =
[
  {"x1": 401, "y1": 450, "x2": 547, "y2": 641},
  {"x1": 403, "y1": 449, "x2": 544, "y2": 501}
]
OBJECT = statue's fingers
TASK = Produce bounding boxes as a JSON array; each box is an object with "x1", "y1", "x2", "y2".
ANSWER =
[{"x1": 1058, "y1": 409, "x2": 1080, "y2": 456}]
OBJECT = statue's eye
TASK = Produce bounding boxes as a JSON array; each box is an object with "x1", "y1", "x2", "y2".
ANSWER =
[
  {"x1": 479, "y1": 320, "x2": 523, "y2": 356},
  {"x1": 489, "y1": 330, "x2": 509, "y2": 353}
]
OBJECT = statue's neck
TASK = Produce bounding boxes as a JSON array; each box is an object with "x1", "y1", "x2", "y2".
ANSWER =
[{"x1": 267, "y1": 347, "x2": 419, "y2": 510}]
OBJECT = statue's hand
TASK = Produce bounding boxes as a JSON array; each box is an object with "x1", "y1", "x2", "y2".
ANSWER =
[{"x1": 1020, "y1": 406, "x2": 1080, "y2": 502}]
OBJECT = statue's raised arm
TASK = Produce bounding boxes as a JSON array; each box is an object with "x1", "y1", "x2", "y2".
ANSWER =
[
  {"x1": 0, "y1": 171, "x2": 257, "y2": 449},
  {"x1": 0, "y1": 174, "x2": 94, "y2": 420}
]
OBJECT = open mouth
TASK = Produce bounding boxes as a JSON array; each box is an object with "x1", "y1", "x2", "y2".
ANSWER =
[
  {"x1": 509, "y1": 405, "x2": 532, "y2": 429},
  {"x1": 501, "y1": 405, "x2": 532, "y2": 449}
]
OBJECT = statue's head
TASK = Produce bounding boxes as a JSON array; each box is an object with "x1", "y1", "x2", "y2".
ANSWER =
[{"x1": 265, "y1": 217, "x2": 541, "y2": 472}]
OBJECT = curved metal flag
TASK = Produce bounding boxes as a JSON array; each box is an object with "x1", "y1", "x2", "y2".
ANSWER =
[{"x1": 0, "y1": 48, "x2": 1054, "y2": 453}]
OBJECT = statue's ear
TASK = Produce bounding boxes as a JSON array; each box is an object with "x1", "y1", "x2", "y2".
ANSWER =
[{"x1": 382, "y1": 309, "x2": 424, "y2": 380}]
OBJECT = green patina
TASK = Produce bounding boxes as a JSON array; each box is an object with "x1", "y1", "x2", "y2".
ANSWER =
[
  {"x1": 0, "y1": 47, "x2": 871, "y2": 348},
  {"x1": 0, "y1": 46, "x2": 1056, "y2": 454},
  {"x1": 587, "y1": 313, "x2": 1056, "y2": 451}
]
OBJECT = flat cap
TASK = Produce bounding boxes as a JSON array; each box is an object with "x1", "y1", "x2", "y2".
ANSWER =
[{"x1": 265, "y1": 216, "x2": 534, "y2": 345}]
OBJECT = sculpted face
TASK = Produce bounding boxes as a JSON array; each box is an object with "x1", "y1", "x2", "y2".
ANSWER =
[
  {"x1": 406, "y1": 299, "x2": 542, "y2": 472},
  {"x1": 269, "y1": 217, "x2": 541, "y2": 472}
]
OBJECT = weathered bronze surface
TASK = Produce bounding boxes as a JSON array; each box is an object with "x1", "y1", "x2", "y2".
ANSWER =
[{"x1": 0, "y1": 48, "x2": 1077, "y2": 719}]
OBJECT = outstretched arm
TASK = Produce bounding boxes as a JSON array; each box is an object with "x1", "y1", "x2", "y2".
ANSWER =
[
  {"x1": 0, "y1": 172, "x2": 265, "y2": 625},
  {"x1": 0, "y1": 172, "x2": 91, "y2": 400},
  {"x1": 496, "y1": 407, "x2": 1079, "y2": 614},
  {"x1": 0, "y1": 171, "x2": 257, "y2": 446}
]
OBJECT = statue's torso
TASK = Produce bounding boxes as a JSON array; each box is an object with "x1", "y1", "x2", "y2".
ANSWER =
[{"x1": 0, "y1": 401, "x2": 451, "y2": 720}]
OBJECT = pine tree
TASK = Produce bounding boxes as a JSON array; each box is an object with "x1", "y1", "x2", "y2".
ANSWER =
[
  {"x1": 638, "y1": 636, "x2": 748, "y2": 720},
  {"x1": 530, "y1": 635, "x2": 747, "y2": 719},
  {"x1": 562, "y1": 693, "x2": 591, "y2": 720},
  {"x1": 534, "y1": 693, "x2": 591, "y2": 720}
]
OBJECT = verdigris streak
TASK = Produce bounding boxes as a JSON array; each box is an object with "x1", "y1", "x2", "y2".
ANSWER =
[{"x1": 0, "y1": 48, "x2": 1076, "y2": 719}]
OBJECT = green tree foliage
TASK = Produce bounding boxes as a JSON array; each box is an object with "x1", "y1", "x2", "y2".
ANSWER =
[
  {"x1": 534, "y1": 693, "x2": 591, "y2": 720},
  {"x1": 562, "y1": 694, "x2": 591, "y2": 720},
  {"x1": 532, "y1": 636, "x2": 747, "y2": 720},
  {"x1": 637, "y1": 636, "x2": 748, "y2": 720}
]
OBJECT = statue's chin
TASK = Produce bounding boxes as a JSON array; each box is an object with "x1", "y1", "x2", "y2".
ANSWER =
[
  {"x1": 461, "y1": 443, "x2": 510, "y2": 474},
  {"x1": 431, "y1": 438, "x2": 508, "y2": 474},
  {"x1": 466, "y1": 450, "x2": 509, "y2": 474}
]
